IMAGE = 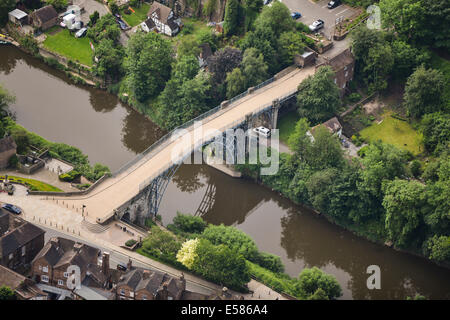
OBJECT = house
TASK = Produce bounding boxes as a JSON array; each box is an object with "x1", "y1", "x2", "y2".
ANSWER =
[
  {"x1": 0, "y1": 136, "x2": 17, "y2": 169},
  {"x1": 0, "y1": 210, "x2": 45, "y2": 271},
  {"x1": 147, "y1": 1, "x2": 181, "y2": 36},
  {"x1": 0, "y1": 265, "x2": 47, "y2": 300},
  {"x1": 316, "y1": 48, "x2": 354, "y2": 97},
  {"x1": 8, "y1": 9, "x2": 28, "y2": 26},
  {"x1": 29, "y1": 5, "x2": 58, "y2": 31},
  {"x1": 116, "y1": 266, "x2": 186, "y2": 300},
  {"x1": 198, "y1": 43, "x2": 213, "y2": 68},
  {"x1": 31, "y1": 237, "x2": 101, "y2": 290},
  {"x1": 307, "y1": 117, "x2": 343, "y2": 142},
  {"x1": 139, "y1": 18, "x2": 156, "y2": 33}
]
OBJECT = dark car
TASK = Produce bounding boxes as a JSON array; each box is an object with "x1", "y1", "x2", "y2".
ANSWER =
[
  {"x1": 116, "y1": 19, "x2": 127, "y2": 30},
  {"x1": 117, "y1": 262, "x2": 127, "y2": 271},
  {"x1": 328, "y1": 0, "x2": 342, "y2": 9},
  {"x1": 2, "y1": 203, "x2": 22, "y2": 215},
  {"x1": 291, "y1": 12, "x2": 302, "y2": 20}
]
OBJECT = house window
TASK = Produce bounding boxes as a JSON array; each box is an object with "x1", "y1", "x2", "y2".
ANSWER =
[
  {"x1": 130, "y1": 292, "x2": 134, "y2": 298},
  {"x1": 345, "y1": 71, "x2": 349, "y2": 78},
  {"x1": 9, "y1": 253, "x2": 13, "y2": 260},
  {"x1": 39, "y1": 266, "x2": 42, "y2": 271},
  {"x1": 64, "y1": 272, "x2": 69, "y2": 278},
  {"x1": 120, "y1": 289, "x2": 125, "y2": 296},
  {"x1": 58, "y1": 280, "x2": 64, "y2": 286},
  {"x1": 43, "y1": 266, "x2": 48, "y2": 273},
  {"x1": 334, "y1": 78, "x2": 337, "y2": 84},
  {"x1": 22, "y1": 246, "x2": 26, "y2": 256},
  {"x1": 142, "y1": 295, "x2": 147, "y2": 300},
  {"x1": 168, "y1": 296, "x2": 173, "y2": 300},
  {"x1": 41, "y1": 275, "x2": 49, "y2": 283}
]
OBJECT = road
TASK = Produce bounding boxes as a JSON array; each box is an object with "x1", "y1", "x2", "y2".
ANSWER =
[{"x1": 281, "y1": 0, "x2": 359, "y2": 39}]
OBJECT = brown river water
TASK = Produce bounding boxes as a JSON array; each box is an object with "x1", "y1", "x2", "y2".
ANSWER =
[{"x1": 1, "y1": 45, "x2": 449, "y2": 299}]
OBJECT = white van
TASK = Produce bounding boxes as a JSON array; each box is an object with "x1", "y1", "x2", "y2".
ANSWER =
[{"x1": 253, "y1": 126, "x2": 271, "y2": 138}]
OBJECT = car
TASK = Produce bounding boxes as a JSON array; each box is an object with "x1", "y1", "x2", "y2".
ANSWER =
[
  {"x1": 263, "y1": 0, "x2": 272, "y2": 5},
  {"x1": 2, "y1": 203, "x2": 22, "y2": 215},
  {"x1": 291, "y1": 12, "x2": 302, "y2": 20},
  {"x1": 75, "y1": 27, "x2": 87, "y2": 38},
  {"x1": 309, "y1": 19, "x2": 325, "y2": 32},
  {"x1": 117, "y1": 262, "x2": 127, "y2": 272},
  {"x1": 60, "y1": 21, "x2": 66, "y2": 28},
  {"x1": 116, "y1": 19, "x2": 127, "y2": 30},
  {"x1": 253, "y1": 126, "x2": 271, "y2": 138},
  {"x1": 327, "y1": 0, "x2": 342, "y2": 9}
]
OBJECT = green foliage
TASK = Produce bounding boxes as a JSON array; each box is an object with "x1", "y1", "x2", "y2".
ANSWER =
[
  {"x1": 223, "y1": 0, "x2": 241, "y2": 36},
  {"x1": 409, "y1": 160, "x2": 422, "y2": 178},
  {"x1": 383, "y1": 179, "x2": 428, "y2": 248},
  {"x1": 253, "y1": 252, "x2": 284, "y2": 273},
  {"x1": 44, "y1": 0, "x2": 68, "y2": 11},
  {"x1": 125, "y1": 239, "x2": 137, "y2": 247},
  {"x1": 425, "y1": 235, "x2": 450, "y2": 263},
  {"x1": 140, "y1": 226, "x2": 183, "y2": 267},
  {"x1": 253, "y1": 1, "x2": 294, "y2": 38},
  {"x1": 0, "y1": 84, "x2": 15, "y2": 117},
  {"x1": 225, "y1": 67, "x2": 246, "y2": 99},
  {"x1": 0, "y1": 0, "x2": 15, "y2": 27},
  {"x1": 177, "y1": 37, "x2": 200, "y2": 57},
  {"x1": 59, "y1": 170, "x2": 81, "y2": 182},
  {"x1": 171, "y1": 212, "x2": 207, "y2": 234},
  {"x1": 87, "y1": 14, "x2": 121, "y2": 44},
  {"x1": 241, "y1": 47, "x2": 268, "y2": 87},
  {"x1": 19, "y1": 35, "x2": 39, "y2": 55},
  {"x1": 192, "y1": 239, "x2": 250, "y2": 291},
  {"x1": 278, "y1": 31, "x2": 305, "y2": 67},
  {"x1": 201, "y1": 224, "x2": 259, "y2": 261},
  {"x1": 404, "y1": 66, "x2": 446, "y2": 119},
  {"x1": 296, "y1": 267, "x2": 342, "y2": 300},
  {"x1": 109, "y1": 1, "x2": 119, "y2": 15},
  {"x1": 89, "y1": 11, "x2": 100, "y2": 26},
  {"x1": 296, "y1": 66, "x2": 341, "y2": 123},
  {"x1": 93, "y1": 38, "x2": 124, "y2": 80},
  {"x1": 0, "y1": 286, "x2": 15, "y2": 300},
  {"x1": 202, "y1": 0, "x2": 217, "y2": 19},
  {"x1": 124, "y1": 31, "x2": 174, "y2": 102}
]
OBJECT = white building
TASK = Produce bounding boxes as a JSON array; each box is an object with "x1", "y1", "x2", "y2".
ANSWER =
[{"x1": 147, "y1": 1, "x2": 181, "y2": 37}]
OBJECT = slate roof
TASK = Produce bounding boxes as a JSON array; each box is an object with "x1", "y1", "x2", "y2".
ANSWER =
[
  {"x1": 0, "y1": 136, "x2": 17, "y2": 153},
  {"x1": 310, "y1": 117, "x2": 342, "y2": 136},
  {"x1": 32, "y1": 5, "x2": 58, "y2": 23},
  {"x1": 0, "y1": 214, "x2": 44, "y2": 257},
  {"x1": 148, "y1": 2, "x2": 172, "y2": 24},
  {"x1": 327, "y1": 48, "x2": 354, "y2": 71},
  {"x1": 144, "y1": 18, "x2": 155, "y2": 30}
]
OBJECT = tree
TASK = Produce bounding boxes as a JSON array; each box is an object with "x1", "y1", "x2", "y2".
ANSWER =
[
  {"x1": 421, "y1": 113, "x2": 450, "y2": 155},
  {"x1": 45, "y1": 0, "x2": 68, "y2": 11},
  {"x1": 141, "y1": 226, "x2": 182, "y2": 263},
  {"x1": 201, "y1": 224, "x2": 259, "y2": 261},
  {"x1": 87, "y1": 14, "x2": 121, "y2": 44},
  {"x1": 404, "y1": 65, "x2": 445, "y2": 118},
  {"x1": 171, "y1": 213, "x2": 207, "y2": 234},
  {"x1": 89, "y1": 11, "x2": 100, "y2": 26},
  {"x1": 202, "y1": 0, "x2": 217, "y2": 20},
  {"x1": 0, "y1": 286, "x2": 15, "y2": 300},
  {"x1": 359, "y1": 142, "x2": 408, "y2": 199},
  {"x1": 242, "y1": 0, "x2": 263, "y2": 31},
  {"x1": 278, "y1": 31, "x2": 305, "y2": 67},
  {"x1": 207, "y1": 47, "x2": 243, "y2": 86},
  {"x1": 383, "y1": 179, "x2": 428, "y2": 248},
  {"x1": 173, "y1": 55, "x2": 200, "y2": 82},
  {"x1": 0, "y1": 0, "x2": 15, "y2": 27},
  {"x1": 287, "y1": 117, "x2": 310, "y2": 157},
  {"x1": 177, "y1": 37, "x2": 200, "y2": 57},
  {"x1": 93, "y1": 39, "x2": 124, "y2": 80},
  {"x1": 253, "y1": 1, "x2": 294, "y2": 38},
  {"x1": 223, "y1": 0, "x2": 241, "y2": 36},
  {"x1": 296, "y1": 267, "x2": 342, "y2": 300},
  {"x1": 226, "y1": 67, "x2": 246, "y2": 99},
  {"x1": 109, "y1": 0, "x2": 119, "y2": 15},
  {"x1": 390, "y1": 40, "x2": 429, "y2": 80},
  {"x1": 176, "y1": 238, "x2": 200, "y2": 269},
  {"x1": 240, "y1": 25, "x2": 278, "y2": 73},
  {"x1": 124, "y1": 32, "x2": 174, "y2": 102},
  {"x1": 241, "y1": 48, "x2": 268, "y2": 87},
  {"x1": 425, "y1": 235, "x2": 450, "y2": 262},
  {"x1": 192, "y1": 239, "x2": 250, "y2": 290},
  {"x1": 296, "y1": 66, "x2": 341, "y2": 123},
  {"x1": 0, "y1": 84, "x2": 15, "y2": 115},
  {"x1": 363, "y1": 42, "x2": 394, "y2": 92},
  {"x1": 304, "y1": 126, "x2": 344, "y2": 171}
]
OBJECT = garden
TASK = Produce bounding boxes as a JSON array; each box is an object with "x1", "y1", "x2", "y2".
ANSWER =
[
  {"x1": 120, "y1": 3, "x2": 150, "y2": 27},
  {"x1": 43, "y1": 28, "x2": 94, "y2": 66},
  {"x1": 0, "y1": 175, "x2": 62, "y2": 192}
]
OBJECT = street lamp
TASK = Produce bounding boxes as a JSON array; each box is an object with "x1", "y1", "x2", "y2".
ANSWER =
[{"x1": 82, "y1": 204, "x2": 86, "y2": 220}]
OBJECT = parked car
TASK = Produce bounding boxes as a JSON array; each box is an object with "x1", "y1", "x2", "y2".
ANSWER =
[
  {"x1": 116, "y1": 19, "x2": 127, "y2": 30},
  {"x1": 60, "y1": 21, "x2": 66, "y2": 28},
  {"x1": 2, "y1": 203, "x2": 22, "y2": 215},
  {"x1": 309, "y1": 19, "x2": 325, "y2": 32},
  {"x1": 253, "y1": 126, "x2": 271, "y2": 138},
  {"x1": 263, "y1": 0, "x2": 272, "y2": 5},
  {"x1": 75, "y1": 27, "x2": 87, "y2": 38},
  {"x1": 117, "y1": 262, "x2": 127, "y2": 272},
  {"x1": 327, "y1": 0, "x2": 342, "y2": 9},
  {"x1": 291, "y1": 12, "x2": 302, "y2": 20}
]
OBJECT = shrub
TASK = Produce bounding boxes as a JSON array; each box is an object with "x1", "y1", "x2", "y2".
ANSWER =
[
  {"x1": 253, "y1": 252, "x2": 284, "y2": 273},
  {"x1": 348, "y1": 92, "x2": 362, "y2": 103},
  {"x1": 410, "y1": 160, "x2": 422, "y2": 178},
  {"x1": 171, "y1": 213, "x2": 207, "y2": 234},
  {"x1": 125, "y1": 239, "x2": 137, "y2": 247},
  {"x1": 8, "y1": 154, "x2": 18, "y2": 169},
  {"x1": 59, "y1": 170, "x2": 81, "y2": 182},
  {"x1": 176, "y1": 238, "x2": 200, "y2": 269}
]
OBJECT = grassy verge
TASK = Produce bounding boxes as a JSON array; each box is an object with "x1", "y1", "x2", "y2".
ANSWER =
[
  {"x1": 43, "y1": 29, "x2": 93, "y2": 66},
  {"x1": 0, "y1": 175, "x2": 62, "y2": 192},
  {"x1": 359, "y1": 111, "x2": 423, "y2": 155},
  {"x1": 278, "y1": 110, "x2": 300, "y2": 144},
  {"x1": 120, "y1": 3, "x2": 150, "y2": 27}
]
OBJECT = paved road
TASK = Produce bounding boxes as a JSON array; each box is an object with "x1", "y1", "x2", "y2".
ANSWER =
[
  {"x1": 48, "y1": 66, "x2": 316, "y2": 224},
  {"x1": 281, "y1": 0, "x2": 359, "y2": 39}
]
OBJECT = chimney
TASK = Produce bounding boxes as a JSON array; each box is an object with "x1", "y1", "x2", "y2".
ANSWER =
[
  {"x1": 158, "y1": 282, "x2": 169, "y2": 300},
  {"x1": 143, "y1": 270, "x2": 151, "y2": 280},
  {"x1": 102, "y1": 252, "x2": 110, "y2": 276},
  {"x1": 222, "y1": 287, "x2": 229, "y2": 298},
  {"x1": 127, "y1": 258, "x2": 132, "y2": 271},
  {"x1": 179, "y1": 272, "x2": 186, "y2": 291}
]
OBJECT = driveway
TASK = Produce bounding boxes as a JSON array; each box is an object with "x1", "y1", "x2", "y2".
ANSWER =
[
  {"x1": 281, "y1": 0, "x2": 359, "y2": 39},
  {"x1": 72, "y1": 0, "x2": 109, "y2": 24}
]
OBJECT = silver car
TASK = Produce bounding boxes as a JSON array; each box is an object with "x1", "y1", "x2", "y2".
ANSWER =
[{"x1": 309, "y1": 19, "x2": 325, "y2": 32}]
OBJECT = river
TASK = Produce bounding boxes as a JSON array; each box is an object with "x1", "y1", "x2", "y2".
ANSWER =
[{"x1": 1, "y1": 45, "x2": 449, "y2": 300}]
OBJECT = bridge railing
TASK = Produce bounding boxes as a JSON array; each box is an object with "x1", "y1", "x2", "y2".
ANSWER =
[{"x1": 112, "y1": 76, "x2": 299, "y2": 179}]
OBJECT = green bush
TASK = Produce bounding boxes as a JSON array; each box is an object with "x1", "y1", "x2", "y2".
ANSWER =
[
  {"x1": 171, "y1": 212, "x2": 207, "y2": 234},
  {"x1": 59, "y1": 170, "x2": 81, "y2": 182},
  {"x1": 253, "y1": 252, "x2": 284, "y2": 273},
  {"x1": 125, "y1": 239, "x2": 137, "y2": 247},
  {"x1": 8, "y1": 154, "x2": 18, "y2": 169},
  {"x1": 348, "y1": 92, "x2": 362, "y2": 103}
]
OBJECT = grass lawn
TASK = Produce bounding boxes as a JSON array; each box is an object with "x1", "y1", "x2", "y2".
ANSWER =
[
  {"x1": 120, "y1": 3, "x2": 150, "y2": 27},
  {"x1": 43, "y1": 29, "x2": 93, "y2": 66},
  {"x1": 278, "y1": 110, "x2": 300, "y2": 144},
  {"x1": 168, "y1": 18, "x2": 214, "y2": 48},
  {"x1": 0, "y1": 175, "x2": 62, "y2": 192},
  {"x1": 359, "y1": 111, "x2": 423, "y2": 155}
]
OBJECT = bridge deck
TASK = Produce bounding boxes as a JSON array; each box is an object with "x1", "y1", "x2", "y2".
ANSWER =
[{"x1": 48, "y1": 66, "x2": 315, "y2": 223}]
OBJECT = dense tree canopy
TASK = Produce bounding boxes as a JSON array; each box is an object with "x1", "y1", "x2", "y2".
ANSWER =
[
  {"x1": 296, "y1": 267, "x2": 342, "y2": 300},
  {"x1": 296, "y1": 66, "x2": 341, "y2": 123}
]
